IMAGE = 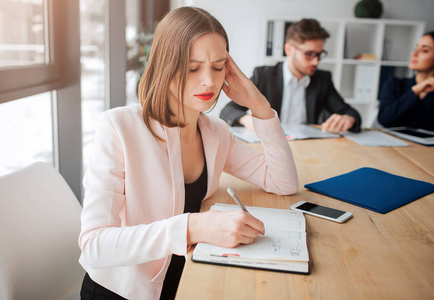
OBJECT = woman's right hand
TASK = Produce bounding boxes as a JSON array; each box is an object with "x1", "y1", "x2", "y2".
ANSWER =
[
  {"x1": 187, "y1": 210, "x2": 265, "y2": 248},
  {"x1": 222, "y1": 53, "x2": 274, "y2": 120},
  {"x1": 412, "y1": 77, "x2": 434, "y2": 99}
]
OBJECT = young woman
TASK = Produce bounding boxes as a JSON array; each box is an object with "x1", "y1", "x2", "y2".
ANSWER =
[
  {"x1": 79, "y1": 7, "x2": 298, "y2": 300},
  {"x1": 378, "y1": 31, "x2": 434, "y2": 130}
]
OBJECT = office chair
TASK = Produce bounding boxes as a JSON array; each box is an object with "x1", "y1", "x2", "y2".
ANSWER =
[{"x1": 0, "y1": 162, "x2": 85, "y2": 300}]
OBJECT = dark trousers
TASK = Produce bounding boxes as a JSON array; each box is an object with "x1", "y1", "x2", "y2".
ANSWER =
[
  {"x1": 80, "y1": 255, "x2": 184, "y2": 300},
  {"x1": 80, "y1": 273, "x2": 127, "y2": 300}
]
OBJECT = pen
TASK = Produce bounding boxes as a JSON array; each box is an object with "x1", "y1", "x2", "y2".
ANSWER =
[
  {"x1": 226, "y1": 187, "x2": 249, "y2": 213},
  {"x1": 227, "y1": 187, "x2": 265, "y2": 236}
]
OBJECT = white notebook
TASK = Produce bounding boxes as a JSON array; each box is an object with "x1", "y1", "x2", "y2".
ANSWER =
[{"x1": 192, "y1": 203, "x2": 309, "y2": 274}]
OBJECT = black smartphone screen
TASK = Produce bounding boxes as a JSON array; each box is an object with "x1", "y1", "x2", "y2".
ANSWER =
[{"x1": 297, "y1": 202, "x2": 346, "y2": 219}]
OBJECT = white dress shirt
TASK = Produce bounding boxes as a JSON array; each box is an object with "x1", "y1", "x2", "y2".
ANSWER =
[{"x1": 279, "y1": 61, "x2": 310, "y2": 124}]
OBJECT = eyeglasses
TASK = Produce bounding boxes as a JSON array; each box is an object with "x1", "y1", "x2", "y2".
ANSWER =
[{"x1": 290, "y1": 43, "x2": 328, "y2": 61}]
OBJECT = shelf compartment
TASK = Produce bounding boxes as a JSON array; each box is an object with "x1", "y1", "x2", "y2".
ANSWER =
[
  {"x1": 382, "y1": 24, "x2": 422, "y2": 61},
  {"x1": 321, "y1": 20, "x2": 340, "y2": 59},
  {"x1": 343, "y1": 22, "x2": 380, "y2": 60},
  {"x1": 341, "y1": 64, "x2": 376, "y2": 102}
]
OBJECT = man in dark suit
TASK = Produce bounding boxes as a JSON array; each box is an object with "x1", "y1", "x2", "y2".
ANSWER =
[{"x1": 220, "y1": 19, "x2": 361, "y2": 133}]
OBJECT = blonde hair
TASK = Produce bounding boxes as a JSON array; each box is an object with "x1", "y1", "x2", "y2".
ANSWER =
[{"x1": 138, "y1": 7, "x2": 229, "y2": 140}]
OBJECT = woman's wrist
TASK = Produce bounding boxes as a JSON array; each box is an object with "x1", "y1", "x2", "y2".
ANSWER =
[
  {"x1": 412, "y1": 85, "x2": 422, "y2": 96},
  {"x1": 187, "y1": 212, "x2": 207, "y2": 246},
  {"x1": 249, "y1": 100, "x2": 274, "y2": 120}
]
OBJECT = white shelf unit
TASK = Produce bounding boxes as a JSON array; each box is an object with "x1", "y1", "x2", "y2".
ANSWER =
[{"x1": 263, "y1": 18, "x2": 425, "y2": 128}]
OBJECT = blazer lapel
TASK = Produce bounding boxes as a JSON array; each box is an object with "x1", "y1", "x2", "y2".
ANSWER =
[
  {"x1": 161, "y1": 125, "x2": 185, "y2": 215},
  {"x1": 198, "y1": 114, "x2": 219, "y2": 200},
  {"x1": 153, "y1": 115, "x2": 220, "y2": 213},
  {"x1": 305, "y1": 82, "x2": 317, "y2": 124}
]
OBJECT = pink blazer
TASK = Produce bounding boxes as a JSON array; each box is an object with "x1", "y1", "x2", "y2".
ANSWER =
[{"x1": 79, "y1": 104, "x2": 298, "y2": 299}]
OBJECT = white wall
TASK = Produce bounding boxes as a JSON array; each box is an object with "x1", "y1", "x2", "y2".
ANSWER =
[{"x1": 171, "y1": 0, "x2": 434, "y2": 117}]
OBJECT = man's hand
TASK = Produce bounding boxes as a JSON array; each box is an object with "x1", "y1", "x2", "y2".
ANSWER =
[{"x1": 321, "y1": 114, "x2": 355, "y2": 133}]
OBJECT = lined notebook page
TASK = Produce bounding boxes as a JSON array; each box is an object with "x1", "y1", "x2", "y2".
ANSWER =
[
  {"x1": 211, "y1": 203, "x2": 305, "y2": 232},
  {"x1": 195, "y1": 229, "x2": 308, "y2": 261}
]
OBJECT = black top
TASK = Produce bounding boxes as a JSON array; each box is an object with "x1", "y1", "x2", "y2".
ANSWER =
[
  {"x1": 159, "y1": 159, "x2": 208, "y2": 300},
  {"x1": 183, "y1": 160, "x2": 208, "y2": 213}
]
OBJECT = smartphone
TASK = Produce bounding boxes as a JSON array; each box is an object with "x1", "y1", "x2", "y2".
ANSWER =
[{"x1": 290, "y1": 201, "x2": 352, "y2": 223}]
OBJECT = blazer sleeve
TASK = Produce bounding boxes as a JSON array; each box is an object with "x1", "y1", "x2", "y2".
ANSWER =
[
  {"x1": 322, "y1": 72, "x2": 362, "y2": 132},
  {"x1": 377, "y1": 77, "x2": 419, "y2": 127},
  {"x1": 222, "y1": 111, "x2": 298, "y2": 195},
  {"x1": 79, "y1": 113, "x2": 189, "y2": 269}
]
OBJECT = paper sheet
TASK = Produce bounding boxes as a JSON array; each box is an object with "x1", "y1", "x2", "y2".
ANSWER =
[
  {"x1": 344, "y1": 130, "x2": 409, "y2": 147},
  {"x1": 281, "y1": 124, "x2": 340, "y2": 140},
  {"x1": 229, "y1": 124, "x2": 339, "y2": 143}
]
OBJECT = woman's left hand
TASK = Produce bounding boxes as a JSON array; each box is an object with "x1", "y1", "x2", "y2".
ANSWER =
[
  {"x1": 412, "y1": 77, "x2": 434, "y2": 99},
  {"x1": 222, "y1": 52, "x2": 274, "y2": 120}
]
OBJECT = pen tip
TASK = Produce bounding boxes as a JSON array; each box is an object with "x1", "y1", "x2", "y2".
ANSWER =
[{"x1": 226, "y1": 187, "x2": 233, "y2": 195}]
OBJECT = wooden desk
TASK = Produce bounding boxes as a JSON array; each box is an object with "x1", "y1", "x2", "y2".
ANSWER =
[{"x1": 176, "y1": 137, "x2": 434, "y2": 300}]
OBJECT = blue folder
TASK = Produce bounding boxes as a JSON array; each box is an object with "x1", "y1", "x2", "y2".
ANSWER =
[{"x1": 304, "y1": 167, "x2": 434, "y2": 214}]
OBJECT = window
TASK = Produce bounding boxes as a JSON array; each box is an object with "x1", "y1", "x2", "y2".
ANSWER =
[
  {"x1": 80, "y1": 0, "x2": 146, "y2": 173},
  {"x1": 0, "y1": 92, "x2": 55, "y2": 176},
  {"x1": 80, "y1": 0, "x2": 106, "y2": 171},
  {"x1": 126, "y1": 0, "x2": 141, "y2": 106},
  {"x1": 0, "y1": 0, "x2": 164, "y2": 199},
  {"x1": 0, "y1": 0, "x2": 46, "y2": 67},
  {"x1": 0, "y1": 0, "x2": 63, "y2": 176},
  {"x1": 0, "y1": 0, "x2": 82, "y2": 199},
  {"x1": 0, "y1": 0, "x2": 63, "y2": 103}
]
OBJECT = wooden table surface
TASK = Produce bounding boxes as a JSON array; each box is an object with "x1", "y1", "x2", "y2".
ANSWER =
[{"x1": 176, "y1": 136, "x2": 434, "y2": 300}]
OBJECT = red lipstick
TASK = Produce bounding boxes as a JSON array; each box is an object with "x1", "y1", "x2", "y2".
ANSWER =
[{"x1": 195, "y1": 92, "x2": 215, "y2": 101}]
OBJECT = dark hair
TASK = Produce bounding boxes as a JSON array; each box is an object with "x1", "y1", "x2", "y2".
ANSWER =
[
  {"x1": 285, "y1": 18, "x2": 330, "y2": 44},
  {"x1": 423, "y1": 31, "x2": 434, "y2": 41},
  {"x1": 138, "y1": 7, "x2": 229, "y2": 140}
]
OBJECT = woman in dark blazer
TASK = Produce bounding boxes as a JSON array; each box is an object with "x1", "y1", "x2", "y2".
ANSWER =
[{"x1": 378, "y1": 31, "x2": 434, "y2": 130}]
